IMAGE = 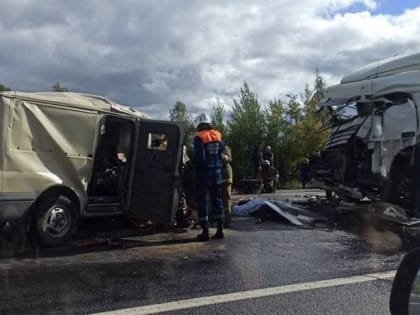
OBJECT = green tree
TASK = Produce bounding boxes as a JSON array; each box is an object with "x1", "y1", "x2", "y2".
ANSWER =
[
  {"x1": 52, "y1": 82, "x2": 69, "y2": 92},
  {"x1": 169, "y1": 100, "x2": 194, "y2": 145},
  {"x1": 0, "y1": 84, "x2": 11, "y2": 92},
  {"x1": 286, "y1": 94, "x2": 302, "y2": 125},
  {"x1": 228, "y1": 82, "x2": 265, "y2": 180},
  {"x1": 296, "y1": 70, "x2": 328, "y2": 158},
  {"x1": 210, "y1": 99, "x2": 227, "y2": 136},
  {"x1": 265, "y1": 71, "x2": 328, "y2": 184},
  {"x1": 264, "y1": 99, "x2": 290, "y2": 183}
]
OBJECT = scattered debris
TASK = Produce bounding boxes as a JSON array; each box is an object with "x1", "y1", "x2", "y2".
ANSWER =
[
  {"x1": 232, "y1": 194, "x2": 420, "y2": 248},
  {"x1": 73, "y1": 237, "x2": 123, "y2": 247},
  {"x1": 232, "y1": 197, "x2": 329, "y2": 227}
]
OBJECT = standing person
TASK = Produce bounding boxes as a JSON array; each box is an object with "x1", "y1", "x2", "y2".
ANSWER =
[
  {"x1": 262, "y1": 145, "x2": 274, "y2": 167},
  {"x1": 257, "y1": 160, "x2": 279, "y2": 193},
  {"x1": 221, "y1": 145, "x2": 233, "y2": 227},
  {"x1": 193, "y1": 113, "x2": 225, "y2": 241},
  {"x1": 252, "y1": 142, "x2": 263, "y2": 177},
  {"x1": 300, "y1": 158, "x2": 311, "y2": 188}
]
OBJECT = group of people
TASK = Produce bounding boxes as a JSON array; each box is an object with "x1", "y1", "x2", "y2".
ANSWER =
[{"x1": 189, "y1": 113, "x2": 320, "y2": 241}]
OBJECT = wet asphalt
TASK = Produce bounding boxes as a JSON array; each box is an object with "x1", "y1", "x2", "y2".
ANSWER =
[{"x1": 0, "y1": 190, "x2": 408, "y2": 314}]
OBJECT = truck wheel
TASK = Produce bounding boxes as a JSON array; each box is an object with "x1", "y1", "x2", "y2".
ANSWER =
[{"x1": 34, "y1": 195, "x2": 79, "y2": 247}]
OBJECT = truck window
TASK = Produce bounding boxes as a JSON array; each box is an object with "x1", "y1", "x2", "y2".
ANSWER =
[{"x1": 356, "y1": 102, "x2": 374, "y2": 116}]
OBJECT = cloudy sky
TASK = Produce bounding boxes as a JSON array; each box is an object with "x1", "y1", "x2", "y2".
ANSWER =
[{"x1": 1, "y1": 0, "x2": 420, "y2": 118}]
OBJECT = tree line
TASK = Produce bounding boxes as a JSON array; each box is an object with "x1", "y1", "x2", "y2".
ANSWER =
[
  {"x1": 0, "y1": 82, "x2": 68, "y2": 92},
  {"x1": 169, "y1": 71, "x2": 329, "y2": 186}
]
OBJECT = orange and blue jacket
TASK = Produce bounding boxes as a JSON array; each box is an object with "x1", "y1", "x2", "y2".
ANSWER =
[{"x1": 193, "y1": 129, "x2": 225, "y2": 172}]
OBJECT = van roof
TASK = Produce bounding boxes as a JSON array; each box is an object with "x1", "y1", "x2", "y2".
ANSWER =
[{"x1": 0, "y1": 91, "x2": 147, "y2": 118}]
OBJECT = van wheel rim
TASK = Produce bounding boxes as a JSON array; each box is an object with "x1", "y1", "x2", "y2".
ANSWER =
[{"x1": 42, "y1": 205, "x2": 71, "y2": 238}]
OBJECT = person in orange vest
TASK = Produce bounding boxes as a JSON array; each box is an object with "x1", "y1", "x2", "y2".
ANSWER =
[{"x1": 193, "y1": 113, "x2": 225, "y2": 241}]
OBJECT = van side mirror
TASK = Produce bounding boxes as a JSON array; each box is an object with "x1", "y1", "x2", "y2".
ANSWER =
[{"x1": 390, "y1": 248, "x2": 420, "y2": 315}]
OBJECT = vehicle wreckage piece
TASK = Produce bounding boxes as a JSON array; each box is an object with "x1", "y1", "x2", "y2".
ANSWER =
[
  {"x1": 369, "y1": 202, "x2": 420, "y2": 227},
  {"x1": 271, "y1": 200, "x2": 328, "y2": 225},
  {"x1": 313, "y1": 52, "x2": 420, "y2": 214},
  {"x1": 264, "y1": 201, "x2": 303, "y2": 226}
]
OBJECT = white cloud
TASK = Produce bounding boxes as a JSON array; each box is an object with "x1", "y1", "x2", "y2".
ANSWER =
[{"x1": 0, "y1": 0, "x2": 419, "y2": 118}]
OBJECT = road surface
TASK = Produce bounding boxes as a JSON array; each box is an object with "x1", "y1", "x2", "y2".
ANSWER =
[{"x1": 0, "y1": 190, "x2": 405, "y2": 314}]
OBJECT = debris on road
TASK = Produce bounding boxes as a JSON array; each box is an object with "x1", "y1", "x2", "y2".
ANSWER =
[
  {"x1": 72, "y1": 237, "x2": 122, "y2": 247},
  {"x1": 232, "y1": 197, "x2": 329, "y2": 227},
  {"x1": 232, "y1": 194, "x2": 420, "y2": 247}
]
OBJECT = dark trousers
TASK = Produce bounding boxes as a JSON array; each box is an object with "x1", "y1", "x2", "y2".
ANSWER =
[{"x1": 197, "y1": 183, "x2": 224, "y2": 228}]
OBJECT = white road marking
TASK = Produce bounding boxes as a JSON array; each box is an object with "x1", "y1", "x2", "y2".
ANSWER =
[{"x1": 92, "y1": 270, "x2": 396, "y2": 315}]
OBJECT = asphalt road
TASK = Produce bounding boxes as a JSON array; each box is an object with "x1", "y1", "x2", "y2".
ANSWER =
[{"x1": 0, "y1": 190, "x2": 406, "y2": 314}]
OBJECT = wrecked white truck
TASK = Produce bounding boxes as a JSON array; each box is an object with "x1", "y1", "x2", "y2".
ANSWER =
[
  {"x1": 314, "y1": 52, "x2": 420, "y2": 213},
  {"x1": 0, "y1": 92, "x2": 183, "y2": 247}
]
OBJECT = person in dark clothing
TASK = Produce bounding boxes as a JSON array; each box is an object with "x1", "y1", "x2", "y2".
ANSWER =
[
  {"x1": 252, "y1": 143, "x2": 263, "y2": 177},
  {"x1": 257, "y1": 160, "x2": 279, "y2": 193},
  {"x1": 193, "y1": 113, "x2": 225, "y2": 241},
  {"x1": 300, "y1": 158, "x2": 311, "y2": 188},
  {"x1": 262, "y1": 145, "x2": 274, "y2": 167}
]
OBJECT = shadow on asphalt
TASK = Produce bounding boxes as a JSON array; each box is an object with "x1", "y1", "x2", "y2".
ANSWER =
[
  {"x1": 1, "y1": 216, "x2": 200, "y2": 259},
  {"x1": 3, "y1": 201, "x2": 418, "y2": 259},
  {"x1": 15, "y1": 237, "x2": 200, "y2": 259}
]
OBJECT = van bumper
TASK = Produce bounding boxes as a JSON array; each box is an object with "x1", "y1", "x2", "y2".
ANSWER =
[{"x1": 0, "y1": 193, "x2": 36, "y2": 221}]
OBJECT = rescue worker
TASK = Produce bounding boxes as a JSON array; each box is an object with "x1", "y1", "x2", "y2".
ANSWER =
[
  {"x1": 193, "y1": 113, "x2": 225, "y2": 241},
  {"x1": 257, "y1": 160, "x2": 279, "y2": 193},
  {"x1": 221, "y1": 145, "x2": 233, "y2": 227},
  {"x1": 262, "y1": 145, "x2": 274, "y2": 167}
]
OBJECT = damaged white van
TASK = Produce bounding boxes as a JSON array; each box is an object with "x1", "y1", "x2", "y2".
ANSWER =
[
  {"x1": 314, "y1": 52, "x2": 420, "y2": 212},
  {"x1": 0, "y1": 92, "x2": 182, "y2": 246}
]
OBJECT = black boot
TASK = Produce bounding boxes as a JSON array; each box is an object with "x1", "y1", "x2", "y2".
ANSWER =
[
  {"x1": 212, "y1": 225, "x2": 224, "y2": 240},
  {"x1": 196, "y1": 227, "x2": 210, "y2": 242}
]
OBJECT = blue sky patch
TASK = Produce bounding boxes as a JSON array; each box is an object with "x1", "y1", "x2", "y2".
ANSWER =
[
  {"x1": 376, "y1": 0, "x2": 420, "y2": 15},
  {"x1": 338, "y1": 0, "x2": 420, "y2": 15}
]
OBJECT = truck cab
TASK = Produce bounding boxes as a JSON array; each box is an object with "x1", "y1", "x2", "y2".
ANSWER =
[
  {"x1": 313, "y1": 52, "x2": 420, "y2": 212},
  {"x1": 0, "y1": 92, "x2": 183, "y2": 246}
]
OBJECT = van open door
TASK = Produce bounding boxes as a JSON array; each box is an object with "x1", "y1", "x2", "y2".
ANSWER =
[{"x1": 127, "y1": 120, "x2": 182, "y2": 225}]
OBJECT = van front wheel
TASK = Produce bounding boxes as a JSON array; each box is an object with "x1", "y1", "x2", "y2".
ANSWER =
[{"x1": 34, "y1": 195, "x2": 78, "y2": 247}]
